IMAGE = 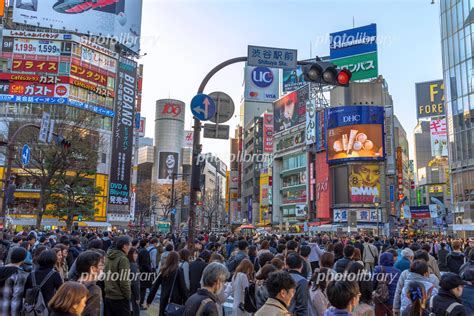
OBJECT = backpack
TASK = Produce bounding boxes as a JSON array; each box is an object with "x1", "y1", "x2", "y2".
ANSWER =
[
  {"x1": 428, "y1": 296, "x2": 462, "y2": 315},
  {"x1": 243, "y1": 282, "x2": 258, "y2": 313},
  {"x1": 196, "y1": 298, "x2": 213, "y2": 316},
  {"x1": 23, "y1": 270, "x2": 55, "y2": 316},
  {"x1": 372, "y1": 266, "x2": 390, "y2": 304}
]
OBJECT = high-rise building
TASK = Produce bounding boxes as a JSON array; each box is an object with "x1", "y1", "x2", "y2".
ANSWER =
[{"x1": 440, "y1": 1, "x2": 474, "y2": 233}]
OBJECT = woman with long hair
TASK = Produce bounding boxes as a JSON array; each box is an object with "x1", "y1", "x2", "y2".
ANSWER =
[
  {"x1": 178, "y1": 248, "x2": 191, "y2": 291},
  {"x1": 128, "y1": 247, "x2": 141, "y2": 316},
  {"x1": 402, "y1": 281, "x2": 431, "y2": 316},
  {"x1": 232, "y1": 259, "x2": 254, "y2": 316},
  {"x1": 308, "y1": 268, "x2": 331, "y2": 316},
  {"x1": 145, "y1": 251, "x2": 188, "y2": 316},
  {"x1": 48, "y1": 281, "x2": 88, "y2": 316},
  {"x1": 53, "y1": 244, "x2": 69, "y2": 281}
]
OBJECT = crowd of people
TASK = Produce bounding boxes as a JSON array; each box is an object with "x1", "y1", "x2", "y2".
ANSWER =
[{"x1": 0, "y1": 229, "x2": 473, "y2": 316}]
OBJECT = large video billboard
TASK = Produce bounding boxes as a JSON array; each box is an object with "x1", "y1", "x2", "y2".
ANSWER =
[
  {"x1": 12, "y1": 0, "x2": 142, "y2": 54},
  {"x1": 326, "y1": 105, "x2": 384, "y2": 163},
  {"x1": 316, "y1": 152, "x2": 331, "y2": 219},
  {"x1": 430, "y1": 118, "x2": 448, "y2": 157},
  {"x1": 244, "y1": 65, "x2": 279, "y2": 102},
  {"x1": 274, "y1": 85, "x2": 309, "y2": 135},
  {"x1": 158, "y1": 152, "x2": 179, "y2": 181},
  {"x1": 282, "y1": 66, "x2": 306, "y2": 93},
  {"x1": 415, "y1": 80, "x2": 445, "y2": 119},
  {"x1": 108, "y1": 56, "x2": 137, "y2": 206},
  {"x1": 349, "y1": 164, "x2": 381, "y2": 203},
  {"x1": 263, "y1": 113, "x2": 273, "y2": 153}
]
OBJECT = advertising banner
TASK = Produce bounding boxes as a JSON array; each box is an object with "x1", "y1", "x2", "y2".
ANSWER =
[
  {"x1": 244, "y1": 65, "x2": 279, "y2": 102},
  {"x1": 430, "y1": 118, "x2": 448, "y2": 157},
  {"x1": 332, "y1": 51, "x2": 378, "y2": 81},
  {"x1": 13, "y1": 59, "x2": 59, "y2": 73},
  {"x1": 349, "y1": 164, "x2": 381, "y2": 204},
  {"x1": 12, "y1": 0, "x2": 142, "y2": 54},
  {"x1": 316, "y1": 109, "x2": 325, "y2": 152},
  {"x1": 108, "y1": 56, "x2": 137, "y2": 206},
  {"x1": 9, "y1": 82, "x2": 69, "y2": 98},
  {"x1": 263, "y1": 113, "x2": 273, "y2": 153},
  {"x1": 81, "y1": 46, "x2": 117, "y2": 73},
  {"x1": 0, "y1": 73, "x2": 68, "y2": 84},
  {"x1": 158, "y1": 152, "x2": 179, "y2": 181},
  {"x1": 274, "y1": 85, "x2": 309, "y2": 135},
  {"x1": 138, "y1": 117, "x2": 146, "y2": 136},
  {"x1": 409, "y1": 205, "x2": 438, "y2": 219},
  {"x1": 13, "y1": 38, "x2": 62, "y2": 56},
  {"x1": 275, "y1": 129, "x2": 305, "y2": 152},
  {"x1": 333, "y1": 209, "x2": 379, "y2": 223},
  {"x1": 156, "y1": 100, "x2": 185, "y2": 122},
  {"x1": 70, "y1": 63, "x2": 108, "y2": 86},
  {"x1": 316, "y1": 152, "x2": 331, "y2": 219},
  {"x1": 183, "y1": 130, "x2": 193, "y2": 147},
  {"x1": 330, "y1": 24, "x2": 377, "y2": 60},
  {"x1": 295, "y1": 204, "x2": 306, "y2": 217},
  {"x1": 306, "y1": 99, "x2": 316, "y2": 145},
  {"x1": 229, "y1": 171, "x2": 239, "y2": 189},
  {"x1": 326, "y1": 105, "x2": 384, "y2": 163},
  {"x1": 70, "y1": 78, "x2": 114, "y2": 97},
  {"x1": 0, "y1": 81, "x2": 9, "y2": 94},
  {"x1": 282, "y1": 66, "x2": 306, "y2": 93},
  {"x1": 415, "y1": 80, "x2": 445, "y2": 119}
]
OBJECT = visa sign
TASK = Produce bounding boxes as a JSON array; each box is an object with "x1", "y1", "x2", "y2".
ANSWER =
[{"x1": 244, "y1": 65, "x2": 279, "y2": 102}]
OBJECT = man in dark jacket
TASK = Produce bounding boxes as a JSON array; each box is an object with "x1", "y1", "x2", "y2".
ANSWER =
[
  {"x1": 459, "y1": 249, "x2": 474, "y2": 279},
  {"x1": 0, "y1": 247, "x2": 28, "y2": 316},
  {"x1": 104, "y1": 236, "x2": 132, "y2": 316},
  {"x1": 137, "y1": 239, "x2": 152, "y2": 307},
  {"x1": 334, "y1": 244, "x2": 355, "y2": 273},
  {"x1": 430, "y1": 272, "x2": 467, "y2": 316},
  {"x1": 286, "y1": 253, "x2": 308, "y2": 316},
  {"x1": 76, "y1": 250, "x2": 103, "y2": 316},
  {"x1": 447, "y1": 240, "x2": 465, "y2": 274},
  {"x1": 353, "y1": 236, "x2": 364, "y2": 257},
  {"x1": 184, "y1": 262, "x2": 229, "y2": 316},
  {"x1": 102, "y1": 231, "x2": 112, "y2": 252},
  {"x1": 438, "y1": 242, "x2": 450, "y2": 272},
  {"x1": 226, "y1": 240, "x2": 249, "y2": 274},
  {"x1": 189, "y1": 250, "x2": 211, "y2": 295}
]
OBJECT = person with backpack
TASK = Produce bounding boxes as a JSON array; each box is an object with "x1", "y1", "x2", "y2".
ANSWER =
[
  {"x1": 373, "y1": 252, "x2": 401, "y2": 316},
  {"x1": 363, "y1": 238, "x2": 379, "y2": 273},
  {"x1": 437, "y1": 243, "x2": 450, "y2": 272},
  {"x1": 447, "y1": 240, "x2": 465, "y2": 274},
  {"x1": 232, "y1": 259, "x2": 254, "y2": 316},
  {"x1": 189, "y1": 250, "x2": 211, "y2": 295},
  {"x1": 147, "y1": 238, "x2": 160, "y2": 271},
  {"x1": 226, "y1": 240, "x2": 249, "y2": 274},
  {"x1": 183, "y1": 262, "x2": 229, "y2": 316},
  {"x1": 48, "y1": 281, "x2": 88, "y2": 316},
  {"x1": 0, "y1": 247, "x2": 28, "y2": 315},
  {"x1": 23, "y1": 249, "x2": 63, "y2": 316},
  {"x1": 430, "y1": 273, "x2": 467, "y2": 316}
]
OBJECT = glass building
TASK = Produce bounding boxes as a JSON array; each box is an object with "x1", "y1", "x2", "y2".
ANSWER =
[{"x1": 440, "y1": 0, "x2": 474, "y2": 228}]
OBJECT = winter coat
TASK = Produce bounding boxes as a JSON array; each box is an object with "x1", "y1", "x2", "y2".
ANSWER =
[
  {"x1": 461, "y1": 284, "x2": 474, "y2": 315},
  {"x1": 308, "y1": 287, "x2": 329, "y2": 316},
  {"x1": 23, "y1": 267, "x2": 63, "y2": 307},
  {"x1": 430, "y1": 288, "x2": 466, "y2": 316},
  {"x1": 288, "y1": 270, "x2": 309, "y2": 316},
  {"x1": 397, "y1": 272, "x2": 438, "y2": 313},
  {"x1": 226, "y1": 250, "x2": 248, "y2": 274},
  {"x1": 147, "y1": 267, "x2": 188, "y2": 316},
  {"x1": 334, "y1": 257, "x2": 352, "y2": 273},
  {"x1": 189, "y1": 258, "x2": 207, "y2": 295},
  {"x1": 255, "y1": 298, "x2": 292, "y2": 316},
  {"x1": 81, "y1": 281, "x2": 102, "y2": 316},
  {"x1": 438, "y1": 248, "x2": 449, "y2": 271},
  {"x1": 232, "y1": 272, "x2": 251, "y2": 316},
  {"x1": 104, "y1": 248, "x2": 131, "y2": 300},
  {"x1": 130, "y1": 262, "x2": 140, "y2": 304},
  {"x1": 353, "y1": 302, "x2": 375, "y2": 316},
  {"x1": 256, "y1": 281, "x2": 269, "y2": 310},
  {"x1": 184, "y1": 288, "x2": 220, "y2": 316},
  {"x1": 394, "y1": 257, "x2": 411, "y2": 272},
  {"x1": 0, "y1": 265, "x2": 28, "y2": 316},
  {"x1": 447, "y1": 252, "x2": 465, "y2": 274},
  {"x1": 323, "y1": 307, "x2": 351, "y2": 316},
  {"x1": 373, "y1": 252, "x2": 401, "y2": 305}
]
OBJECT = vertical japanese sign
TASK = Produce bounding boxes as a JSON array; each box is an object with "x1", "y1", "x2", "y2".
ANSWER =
[
  {"x1": 306, "y1": 99, "x2": 316, "y2": 145},
  {"x1": 108, "y1": 56, "x2": 137, "y2": 208},
  {"x1": 263, "y1": 113, "x2": 273, "y2": 153},
  {"x1": 316, "y1": 152, "x2": 331, "y2": 218}
]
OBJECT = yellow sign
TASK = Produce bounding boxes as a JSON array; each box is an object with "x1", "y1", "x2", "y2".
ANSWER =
[{"x1": 429, "y1": 185, "x2": 443, "y2": 193}]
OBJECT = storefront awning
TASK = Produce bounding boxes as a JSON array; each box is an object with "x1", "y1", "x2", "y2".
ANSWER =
[
  {"x1": 8, "y1": 217, "x2": 65, "y2": 227},
  {"x1": 79, "y1": 221, "x2": 111, "y2": 228},
  {"x1": 451, "y1": 224, "x2": 474, "y2": 231}
]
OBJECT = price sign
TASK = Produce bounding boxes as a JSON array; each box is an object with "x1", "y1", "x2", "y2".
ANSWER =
[{"x1": 13, "y1": 39, "x2": 61, "y2": 56}]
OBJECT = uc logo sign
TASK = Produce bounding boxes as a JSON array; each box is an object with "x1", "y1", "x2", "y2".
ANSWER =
[{"x1": 251, "y1": 67, "x2": 273, "y2": 88}]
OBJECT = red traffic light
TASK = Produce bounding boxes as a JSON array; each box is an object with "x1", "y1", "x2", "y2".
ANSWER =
[{"x1": 337, "y1": 69, "x2": 352, "y2": 86}]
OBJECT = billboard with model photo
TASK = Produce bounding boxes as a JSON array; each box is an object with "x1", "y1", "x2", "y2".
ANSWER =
[
  {"x1": 349, "y1": 163, "x2": 381, "y2": 203},
  {"x1": 158, "y1": 152, "x2": 179, "y2": 182},
  {"x1": 273, "y1": 85, "x2": 309, "y2": 135},
  {"x1": 326, "y1": 105, "x2": 384, "y2": 163}
]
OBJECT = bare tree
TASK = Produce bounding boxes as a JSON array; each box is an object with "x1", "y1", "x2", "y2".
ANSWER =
[
  {"x1": 200, "y1": 189, "x2": 223, "y2": 230},
  {"x1": 151, "y1": 181, "x2": 188, "y2": 220}
]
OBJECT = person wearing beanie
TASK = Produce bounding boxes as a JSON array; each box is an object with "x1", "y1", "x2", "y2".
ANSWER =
[
  {"x1": 0, "y1": 247, "x2": 28, "y2": 315},
  {"x1": 394, "y1": 248, "x2": 414, "y2": 272},
  {"x1": 430, "y1": 272, "x2": 467, "y2": 316}
]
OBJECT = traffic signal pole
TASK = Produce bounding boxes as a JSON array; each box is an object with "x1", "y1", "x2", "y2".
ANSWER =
[{"x1": 187, "y1": 57, "x2": 314, "y2": 250}]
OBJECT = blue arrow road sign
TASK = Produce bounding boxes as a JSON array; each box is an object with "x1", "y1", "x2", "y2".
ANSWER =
[
  {"x1": 21, "y1": 144, "x2": 30, "y2": 166},
  {"x1": 191, "y1": 94, "x2": 216, "y2": 121},
  {"x1": 171, "y1": 208, "x2": 176, "y2": 215}
]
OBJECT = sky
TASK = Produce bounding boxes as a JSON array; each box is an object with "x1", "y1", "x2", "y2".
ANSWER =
[{"x1": 138, "y1": 0, "x2": 443, "y2": 166}]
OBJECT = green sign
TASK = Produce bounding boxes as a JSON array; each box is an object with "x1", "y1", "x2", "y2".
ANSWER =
[{"x1": 332, "y1": 51, "x2": 378, "y2": 81}]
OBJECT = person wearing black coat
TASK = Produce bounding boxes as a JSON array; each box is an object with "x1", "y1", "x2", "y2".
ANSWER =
[
  {"x1": 137, "y1": 239, "x2": 153, "y2": 307},
  {"x1": 447, "y1": 241, "x2": 465, "y2": 274},
  {"x1": 334, "y1": 245, "x2": 355, "y2": 274},
  {"x1": 430, "y1": 273, "x2": 467, "y2": 316},
  {"x1": 128, "y1": 248, "x2": 141, "y2": 316},
  {"x1": 146, "y1": 251, "x2": 188, "y2": 316},
  {"x1": 189, "y1": 250, "x2": 211, "y2": 295}
]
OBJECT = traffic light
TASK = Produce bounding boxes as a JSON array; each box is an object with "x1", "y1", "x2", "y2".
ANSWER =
[
  {"x1": 53, "y1": 135, "x2": 71, "y2": 150},
  {"x1": 78, "y1": 214, "x2": 83, "y2": 222},
  {"x1": 303, "y1": 61, "x2": 352, "y2": 87}
]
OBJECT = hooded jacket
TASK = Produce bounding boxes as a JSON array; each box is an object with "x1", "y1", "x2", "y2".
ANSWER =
[
  {"x1": 373, "y1": 252, "x2": 401, "y2": 305},
  {"x1": 0, "y1": 266, "x2": 28, "y2": 316},
  {"x1": 447, "y1": 252, "x2": 465, "y2": 274},
  {"x1": 398, "y1": 272, "x2": 438, "y2": 313},
  {"x1": 104, "y1": 248, "x2": 131, "y2": 300}
]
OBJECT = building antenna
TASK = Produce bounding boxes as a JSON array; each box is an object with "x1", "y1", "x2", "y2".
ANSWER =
[
  {"x1": 310, "y1": 42, "x2": 312, "y2": 59},
  {"x1": 353, "y1": 16, "x2": 355, "y2": 28}
]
